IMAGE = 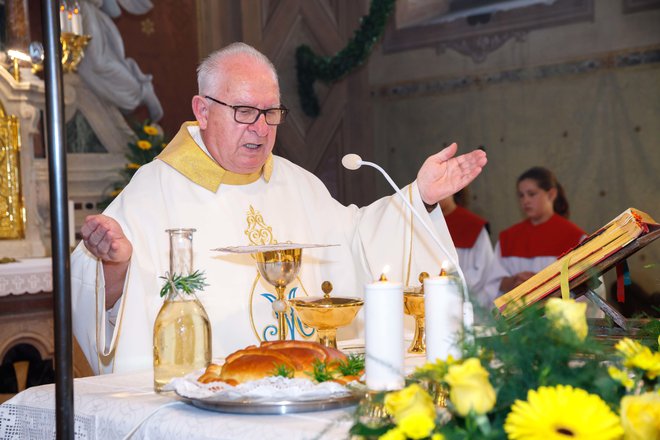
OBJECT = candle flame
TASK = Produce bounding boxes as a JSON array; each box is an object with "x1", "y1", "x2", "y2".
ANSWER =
[
  {"x1": 379, "y1": 273, "x2": 388, "y2": 282},
  {"x1": 378, "y1": 265, "x2": 391, "y2": 281},
  {"x1": 439, "y1": 260, "x2": 450, "y2": 276}
]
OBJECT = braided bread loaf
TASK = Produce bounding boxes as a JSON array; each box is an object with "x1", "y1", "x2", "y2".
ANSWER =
[{"x1": 198, "y1": 340, "x2": 346, "y2": 385}]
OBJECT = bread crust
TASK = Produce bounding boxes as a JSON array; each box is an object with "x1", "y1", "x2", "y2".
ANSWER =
[{"x1": 198, "y1": 340, "x2": 348, "y2": 384}]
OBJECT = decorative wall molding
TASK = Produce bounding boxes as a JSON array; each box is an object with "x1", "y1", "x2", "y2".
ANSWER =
[
  {"x1": 384, "y1": 0, "x2": 594, "y2": 63},
  {"x1": 437, "y1": 30, "x2": 528, "y2": 63},
  {"x1": 372, "y1": 46, "x2": 660, "y2": 100}
]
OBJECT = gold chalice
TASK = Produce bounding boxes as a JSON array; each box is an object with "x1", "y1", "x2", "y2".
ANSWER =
[
  {"x1": 404, "y1": 272, "x2": 429, "y2": 354},
  {"x1": 255, "y1": 248, "x2": 302, "y2": 340},
  {"x1": 289, "y1": 281, "x2": 364, "y2": 349}
]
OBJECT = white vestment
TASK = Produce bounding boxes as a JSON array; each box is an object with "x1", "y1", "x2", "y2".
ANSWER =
[{"x1": 71, "y1": 123, "x2": 458, "y2": 374}]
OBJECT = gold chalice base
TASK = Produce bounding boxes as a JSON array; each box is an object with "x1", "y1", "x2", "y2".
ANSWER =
[
  {"x1": 290, "y1": 296, "x2": 363, "y2": 349},
  {"x1": 404, "y1": 290, "x2": 425, "y2": 354}
]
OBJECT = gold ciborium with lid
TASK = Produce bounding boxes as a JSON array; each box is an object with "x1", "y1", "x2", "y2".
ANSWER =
[
  {"x1": 403, "y1": 272, "x2": 429, "y2": 353},
  {"x1": 289, "y1": 281, "x2": 364, "y2": 349}
]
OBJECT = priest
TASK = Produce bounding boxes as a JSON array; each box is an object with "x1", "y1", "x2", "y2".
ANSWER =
[{"x1": 71, "y1": 42, "x2": 487, "y2": 374}]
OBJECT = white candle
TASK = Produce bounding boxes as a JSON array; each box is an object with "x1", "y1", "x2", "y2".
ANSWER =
[
  {"x1": 68, "y1": 200, "x2": 76, "y2": 248},
  {"x1": 71, "y1": 9, "x2": 83, "y2": 35},
  {"x1": 424, "y1": 273, "x2": 463, "y2": 362},
  {"x1": 60, "y1": 6, "x2": 71, "y2": 33},
  {"x1": 365, "y1": 274, "x2": 404, "y2": 391}
]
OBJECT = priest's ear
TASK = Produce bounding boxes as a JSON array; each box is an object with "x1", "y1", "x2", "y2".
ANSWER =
[{"x1": 192, "y1": 95, "x2": 210, "y2": 129}]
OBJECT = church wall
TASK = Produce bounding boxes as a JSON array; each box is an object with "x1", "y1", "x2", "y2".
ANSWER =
[
  {"x1": 368, "y1": 1, "x2": 660, "y2": 298},
  {"x1": 113, "y1": 0, "x2": 199, "y2": 137}
]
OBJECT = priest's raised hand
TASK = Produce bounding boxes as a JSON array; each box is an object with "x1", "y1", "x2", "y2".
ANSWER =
[
  {"x1": 416, "y1": 143, "x2": 487, "y2": 207},
  {"x1": 80, "y1": 214, "x2": 132, "y2": 309}
]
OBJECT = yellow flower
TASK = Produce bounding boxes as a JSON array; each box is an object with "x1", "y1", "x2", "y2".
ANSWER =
[
  {"x1": 616, "y1": 338, "x2": 645, "y2": 359},
  {"x1": 384, "y1": 384, "x2": 436, "y2": 439},
  {"x1": 379, "y1": 427, "x2": 406, "y2": 440},
  {"x1": 621, "y1": 392, "x2": 660, "y2": 440},
  {"x1": 110, "y1": 189, "x2": 122, "y2": 197},
  {"x1": 431, "y1": 434, "x2": 445, "y2": 440},
  {"x1": 628, "y1": 348, "x2": 660, "y2": 380},
  {"x1": 126, "y1": 162, "x2": 140, "y2": 170},
  {"x1": 143, "y1": 125, "x2": 158, "y2": 136},
  {"x1": 137, "y1": 140, "x2": 152, "y2": 150},
  {"x1": 414, "y1": 355, "x2": 457, "y2": 381},
  {"x1": 444, "y1": 358, "x2": 496, "y2": 416},
  {"x1": 398, "y1": 411, "x2": 435, "y2": 439},
  {"x1": 544, "y1": 297, "x2": 588, "y2": 341},
  {"x1": 504, "y1": 385, "x2": 623, "y2": 440},
  {"x1": 608, "y1": 366, "x2": 634, "y2": 390}
]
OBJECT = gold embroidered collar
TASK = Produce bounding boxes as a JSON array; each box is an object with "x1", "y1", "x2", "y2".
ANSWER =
[{"x1": 157, "y1": 121, "x2": 273, "y2": 192}]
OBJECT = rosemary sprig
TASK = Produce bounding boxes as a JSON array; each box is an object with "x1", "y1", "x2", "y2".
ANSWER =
[
  {"x1": 306, "y1": 359, "x2": 335, "y2": 383},
  {"x1": 272, "y1": 363, "x2": 294, "y2": 378},
  {"x1": 336, "y1": 353, "x2": 365, "y2": 377},
  {"x1": 159, "y1": 270, "x2": 208, "y2": 298}
]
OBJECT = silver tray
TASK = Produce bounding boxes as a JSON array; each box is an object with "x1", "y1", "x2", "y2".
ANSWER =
[{"x1": 177, "y1": 391, "x2": 360, "y2": 415}]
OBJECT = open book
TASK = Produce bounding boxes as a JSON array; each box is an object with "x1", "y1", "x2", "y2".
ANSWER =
[{"x1": 494, "y1": 208, "x2": 659, "y2": 317}]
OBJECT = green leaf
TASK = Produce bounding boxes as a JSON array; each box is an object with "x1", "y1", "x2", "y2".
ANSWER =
[{"x1": 159, "y1": 270, "x2": 208, "y2": 298}]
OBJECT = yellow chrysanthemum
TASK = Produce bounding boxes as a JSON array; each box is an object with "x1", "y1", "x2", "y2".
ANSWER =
[
  {"x1": 504, "y1": 385, "x2": 623, "y2": 440},
  {"x1": 445, "y1": 358, "x2": 496, "y2": 416},
  {"x1": 608, "y1": 366, "x2": 634, "y2": 390},
  {"x1": 628, "y1": 348, "x2": 660, "y2": 380},
  {"x1": 545, "y1": 297, "x2": 588, "y2": 341},
  {"x1": 137, "y1": 140, "x2": 152, "y2": 150},
  {"x1": 126, "y1": 162, "x2": 140, "y2": 170},
  {"x1": 620, "y1": 392, "x2": 660, "y2": 440},
  {"x1": 431, "y1": 434, "x2": 445, "y2": 440},
  {"x1": 379, "y1": 427, "x2": 406, "y2": 440},
  {"x1": 143, "y1": 125, "x2": 158, "y2": 135}
]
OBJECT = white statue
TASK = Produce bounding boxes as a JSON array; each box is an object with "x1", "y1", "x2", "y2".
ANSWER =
[{"x1": 77, "y1": 0, "x2": 163, "y2": 121}]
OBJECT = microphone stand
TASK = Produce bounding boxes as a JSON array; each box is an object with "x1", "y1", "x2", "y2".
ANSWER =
[{"x1": 345, "y1": 157, "x2": 474, "y2": 333}]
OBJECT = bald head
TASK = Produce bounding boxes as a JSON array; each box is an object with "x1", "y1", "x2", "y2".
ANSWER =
[{"x1": 197, "y1": 43, "x2": 279, "y2": 98}]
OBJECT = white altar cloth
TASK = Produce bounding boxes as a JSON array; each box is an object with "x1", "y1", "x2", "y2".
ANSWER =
[
  {"x1": 0, "y1": 370, "x2": 355, "y2": 440},
  {"x1": 0, "y1": 258, "x2": 52, "y2": 296}
]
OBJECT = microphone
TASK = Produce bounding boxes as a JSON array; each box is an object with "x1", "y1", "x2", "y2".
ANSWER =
[{"x1": 343, "y1": 153, "x2": 474, "y2": 331}]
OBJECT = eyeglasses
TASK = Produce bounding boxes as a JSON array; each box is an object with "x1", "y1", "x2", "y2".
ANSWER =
[{"x1": 204, "y1": 95, "x2": 288, "y2": 126}]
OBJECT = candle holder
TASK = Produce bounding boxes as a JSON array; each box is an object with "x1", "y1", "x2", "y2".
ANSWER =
[
  {"x1": 289, "y1": 281, "x2": 364, "y2": 349},
  {"x1": 255, "y1": 247, "x2": 302, "y2": 340},
  {"x1": 403, "y1": 272, "x2": 429, "y2": 354},
  {"x1": 60, "y1": 32, "x2": 91, "y2": 73}
]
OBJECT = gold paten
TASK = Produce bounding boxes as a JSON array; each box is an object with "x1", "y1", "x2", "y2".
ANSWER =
[
  {"x1": 0, "y1": 101, "x2": 25, "y2": 239},
  {"x1": 403, "y1": 272, "x2": 429, "y2": 353},
  {"x1": 289, "y1": 281, "x2": 364, "y2": 349}
]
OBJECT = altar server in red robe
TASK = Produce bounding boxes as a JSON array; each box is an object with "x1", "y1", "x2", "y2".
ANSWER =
[
  {"x1": 484, "y1": 167, "x2": 585, "y2": 300},
  {"x1": 439, "y1": 190, "x2": 494, "y2": 311}
]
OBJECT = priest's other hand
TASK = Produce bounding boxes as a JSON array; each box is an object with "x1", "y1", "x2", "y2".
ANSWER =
[
  {"x1": 81, "y1": 214, "x2": 132, "y2": 309},
  {"x1": 81, "y1": 214, "x2": 133, "y2": 263},
  {"x1": 416, "y1": 143, "x2": 487, "y2": 206}
]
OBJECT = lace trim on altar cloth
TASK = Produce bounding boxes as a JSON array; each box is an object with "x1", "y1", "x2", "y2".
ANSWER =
[
  {"x1": 165, "y1": 370, "x2": 356, "y2": 401},
  {"x1": 0, "y1": 258, "x2": 53, "y2": 296},
  {"x1": 0, "y1": 404, "x2": 95, "y2": 439}
]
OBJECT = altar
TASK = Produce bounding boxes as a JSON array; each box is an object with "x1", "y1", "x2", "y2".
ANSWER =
[{"x1": 0, "y1": 369, "x2": 355, "y2": 439}]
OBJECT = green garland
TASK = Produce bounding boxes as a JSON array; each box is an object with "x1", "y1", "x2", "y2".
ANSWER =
[{"x1": 295, "y1": 0, "x2": 395, "y2": 117}]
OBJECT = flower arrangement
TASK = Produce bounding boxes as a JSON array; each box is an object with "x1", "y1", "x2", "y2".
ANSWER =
[
  {"x1": 100, "y1": 120, "x2": 167, "y2": 208},
  {"x1": 351, "y1": 298, "x2": 660, "y2": 439}
]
